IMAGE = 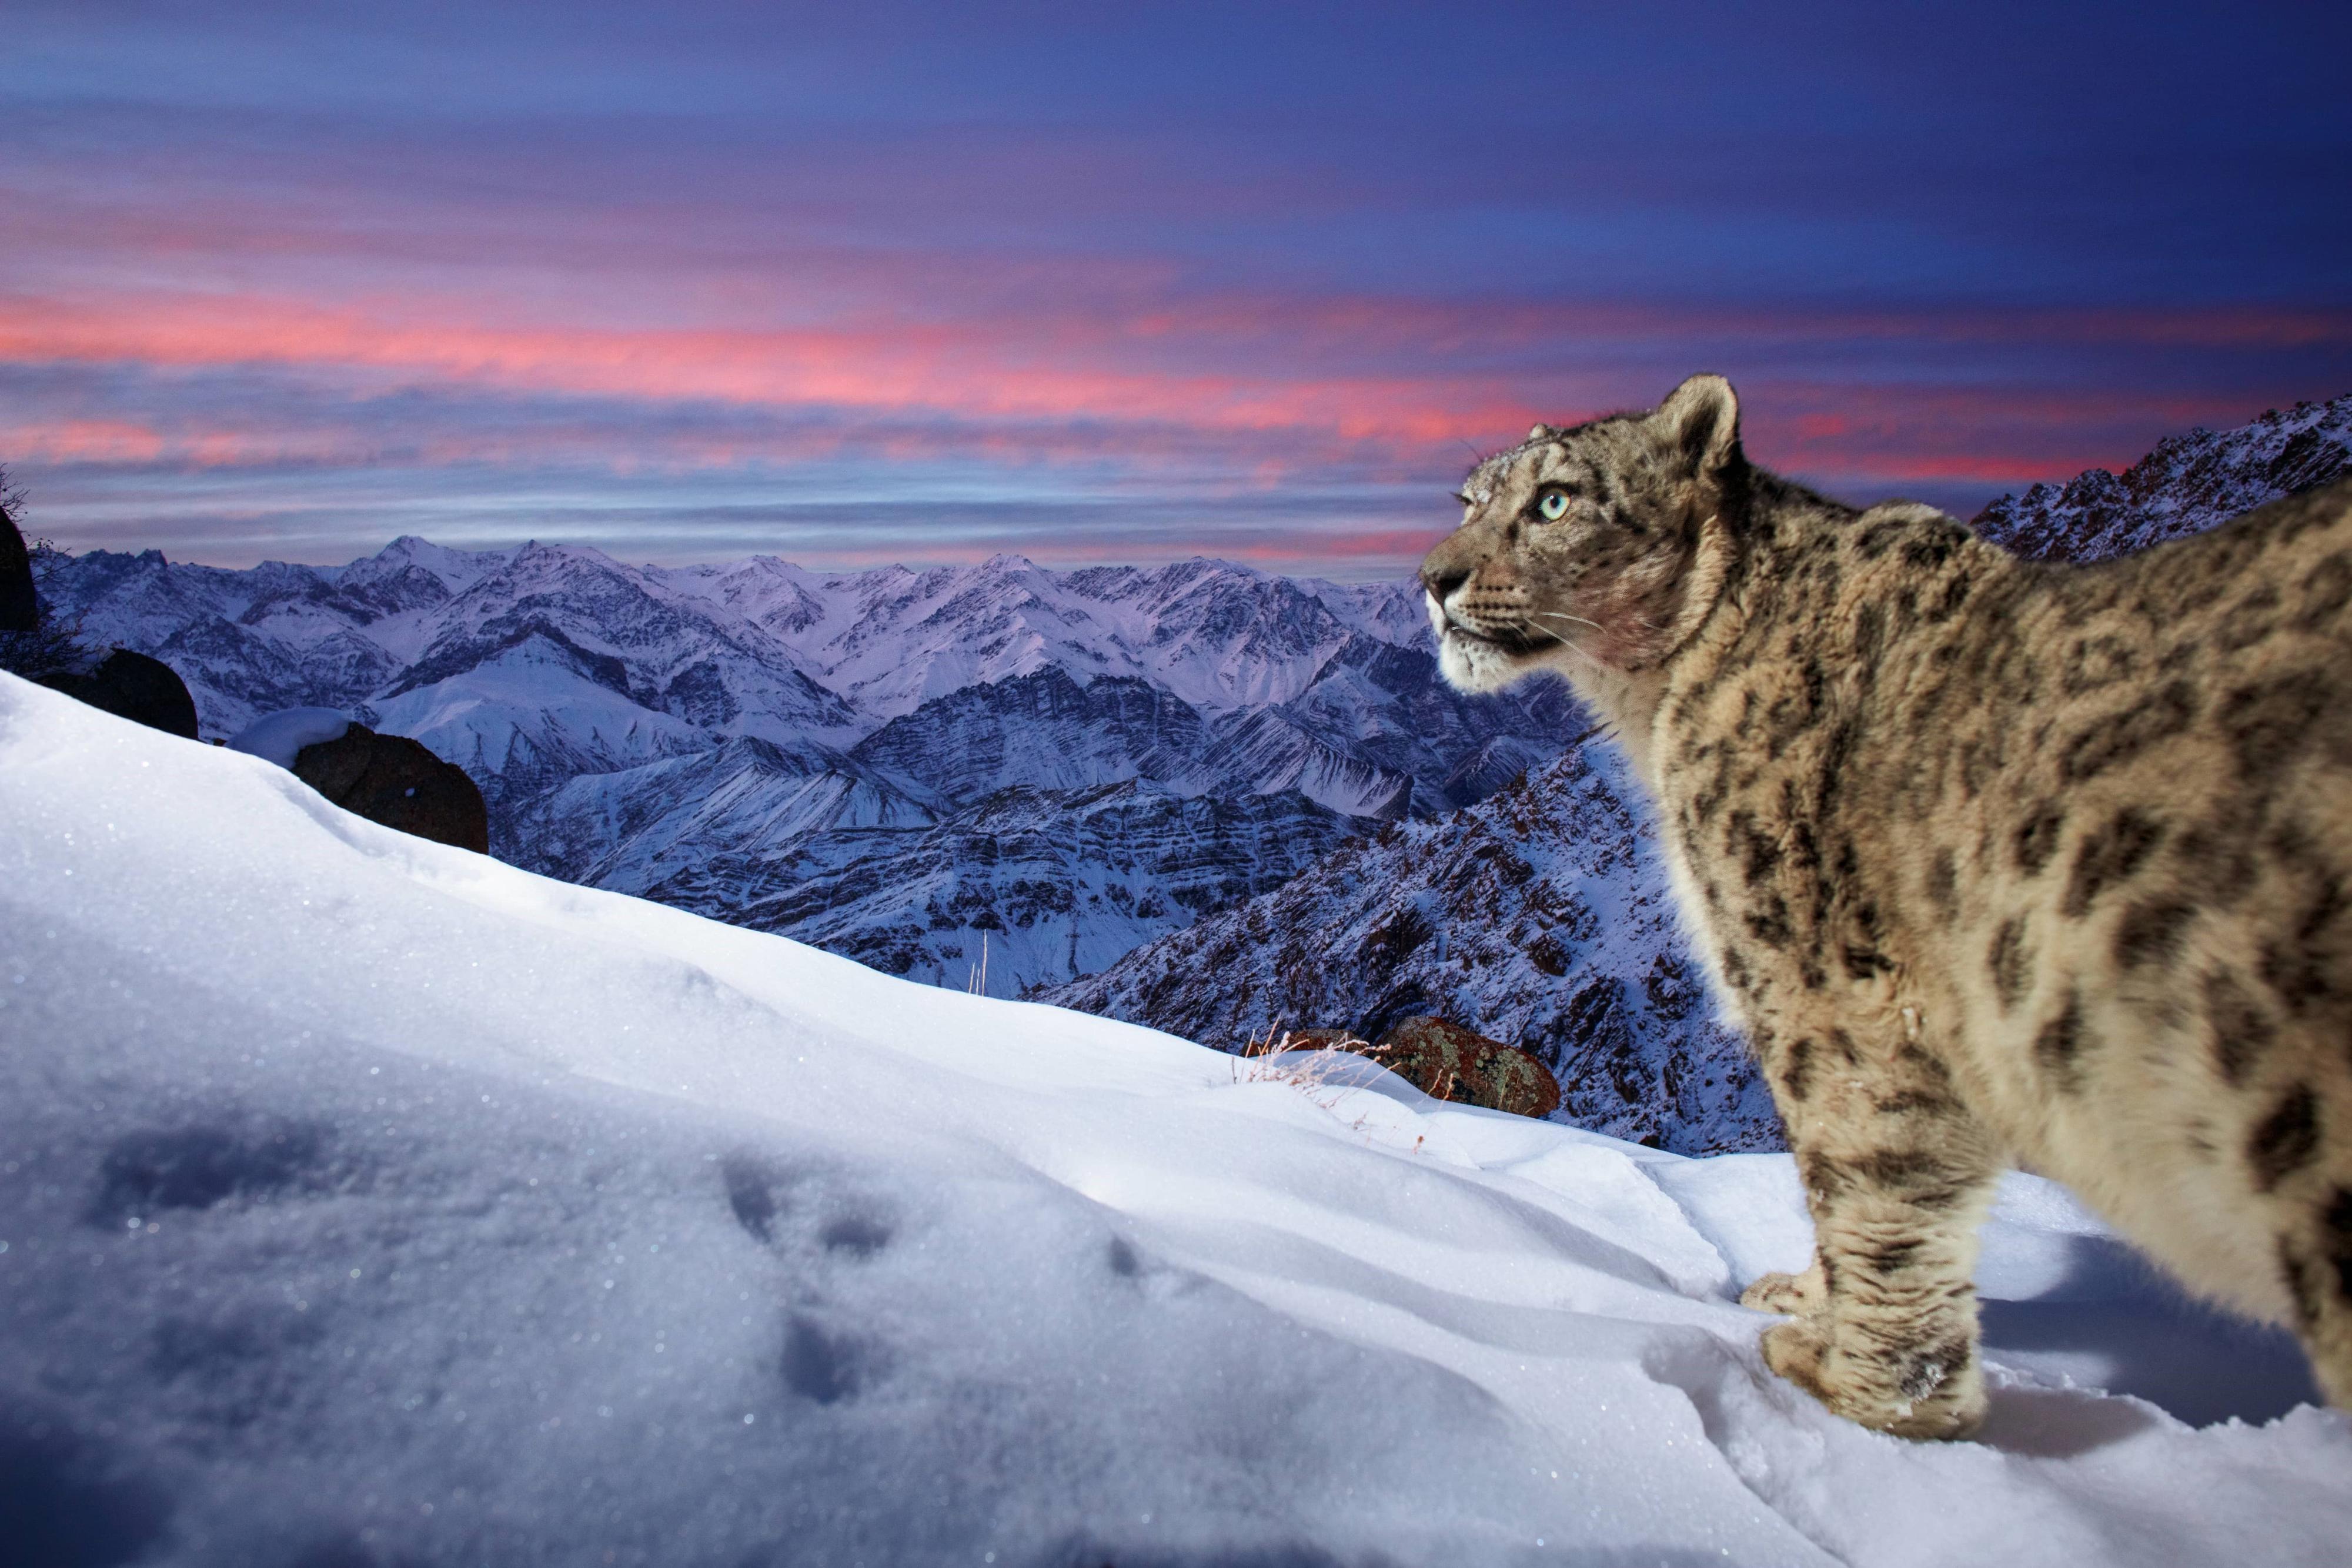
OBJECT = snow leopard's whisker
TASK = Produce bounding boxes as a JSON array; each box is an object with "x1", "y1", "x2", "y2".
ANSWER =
[
  {"x1": 1524, "y1": 621, "x2": 1600, "y2": 663},
  {"x1": 1531, "y1": 610, "x2": 1608, "y2": 634}
]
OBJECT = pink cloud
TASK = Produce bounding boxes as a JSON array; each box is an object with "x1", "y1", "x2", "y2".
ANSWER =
[{"x1": 4, "y1": 265, "x2": 2338, "y2": 510}]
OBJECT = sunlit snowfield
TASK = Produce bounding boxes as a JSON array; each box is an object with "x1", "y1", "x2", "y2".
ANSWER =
[{"x1": 3, "y1": 673, "x2": 2348, "y2": 1567}]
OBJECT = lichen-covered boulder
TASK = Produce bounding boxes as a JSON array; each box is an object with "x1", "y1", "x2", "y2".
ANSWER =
[
  {"x1": 1367, "y1": 1016, "x2": 1562, "y2": 1119},
  {"x1": 38, "y1": 649, "x2": 201, "y2": 740},
  {"x1": 290, "y1": 723, "x2": 489, "y2": 854}
]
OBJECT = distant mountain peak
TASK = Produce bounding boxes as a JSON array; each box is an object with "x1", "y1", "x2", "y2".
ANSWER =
[{"x1": 1972, "y1": 391, "x2": 2351, "y2": 562}]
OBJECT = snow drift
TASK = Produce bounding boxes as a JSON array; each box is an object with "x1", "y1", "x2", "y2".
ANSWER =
[{"x1": 2, "y1": 673, "x2": 2348, "y2": 1567}]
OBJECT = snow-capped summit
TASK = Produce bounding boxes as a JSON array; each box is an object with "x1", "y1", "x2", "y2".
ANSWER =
[{"x1": 335, "y1": 534, "x2": 507, "y2": 596}]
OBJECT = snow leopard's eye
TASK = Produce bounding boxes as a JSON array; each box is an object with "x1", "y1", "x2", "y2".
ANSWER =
[{"x1": 1536, "y1": 489, "x2": 1571, "y2": 522}]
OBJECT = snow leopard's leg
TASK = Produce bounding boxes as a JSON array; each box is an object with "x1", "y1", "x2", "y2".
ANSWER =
[
  {"x1": 1745, "y1": 1021, "x2": 2002, "y2": 1440},
  {"x1": 2277, "y1": 1181, "x2": 2352, "y2": 1411}
]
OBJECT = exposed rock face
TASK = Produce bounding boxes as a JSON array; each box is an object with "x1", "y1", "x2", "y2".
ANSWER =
[
  {"x1": 292, "y1": 724, "x2": 489, "y2": 854},
  {"x1": 38, "y1": 650, "x2": 201, "y2": 740},
  {"x1": 1971, "y1": 393, "x2": 2351, "y2": 563},
  {"x1": 1364, "y1": 1017, "x2": 1561, "y2": 1119}
]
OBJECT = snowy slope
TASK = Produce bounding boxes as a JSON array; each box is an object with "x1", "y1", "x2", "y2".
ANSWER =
[
  {"x1": 1971, "y1": 393, "x2": 2352, "y2": 561},
  {"x1": 1051, "y1": 741, "x2": 1780, "y2": 1155},
  {"x1": 5, "y1": 676, "x2": 2348, "y2": 1567},
  {"x1": 365, "y1": 632, "x2": 716, "y2": 811}
]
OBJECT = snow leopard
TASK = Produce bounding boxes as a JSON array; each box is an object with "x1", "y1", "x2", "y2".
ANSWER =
[{"x1": 1421, "y1": 373, "x2": 2352, "y2": 1438}]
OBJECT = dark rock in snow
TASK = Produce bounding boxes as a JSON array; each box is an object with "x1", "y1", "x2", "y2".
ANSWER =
[
  {"x1": 0, "y1": 504, "x2": 34, "y2": 633},
  {"x1": 293, "y1": 724, "x2": 490, "y2": 853},
  {"x1": 38, "y1": 649, "x2": 201, "y2": 740}
]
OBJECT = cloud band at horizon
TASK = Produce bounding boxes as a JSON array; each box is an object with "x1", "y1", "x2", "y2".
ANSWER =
[{"x1": 6, "y1": 0, "x2": 2349, "y2": 579}]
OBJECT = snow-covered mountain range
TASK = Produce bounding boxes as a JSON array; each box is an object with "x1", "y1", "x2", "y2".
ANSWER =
[
  {"x1": 39, "y1": 543, "x2": 1574, "y2": 994},
  {"x1": 1050, "y1": 393, "x2": 2352, "y2": 1152}
]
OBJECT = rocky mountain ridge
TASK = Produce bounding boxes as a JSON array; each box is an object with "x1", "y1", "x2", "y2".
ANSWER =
[{"x1": 1970, "y1": 392, "x2": 2351, "y2": 562}]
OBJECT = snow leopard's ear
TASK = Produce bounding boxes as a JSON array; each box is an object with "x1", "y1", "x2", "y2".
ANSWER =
[{"x1": 1653, "y1": 374, "x2": 1740, "y2": 477}]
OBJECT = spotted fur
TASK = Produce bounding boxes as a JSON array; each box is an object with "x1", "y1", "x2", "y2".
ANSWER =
[{"x1": 1422, "y1": 375, "x2": 2352, "y2": 1439}]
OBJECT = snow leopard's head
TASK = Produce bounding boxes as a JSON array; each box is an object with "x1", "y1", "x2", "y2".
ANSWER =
[{"x1": 1421, "y1": 373, "x2": 1742, "y2": 694}]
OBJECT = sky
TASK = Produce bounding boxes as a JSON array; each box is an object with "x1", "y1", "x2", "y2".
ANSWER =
[{"x1": 5, "y1": 1, "x2": 2349, "y2": 580}]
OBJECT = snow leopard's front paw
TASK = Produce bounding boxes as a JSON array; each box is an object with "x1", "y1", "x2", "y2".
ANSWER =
[
  {"x1": 1739, "y1": 1264, "x2": 1822, "y2": 1316},
  {"x1": 1758, "y1": 1316, "x2": 1831, "y2": 1395},
  {"x1": 1760, "y1": 1319, "x2": 1986, "y2": 1441}
]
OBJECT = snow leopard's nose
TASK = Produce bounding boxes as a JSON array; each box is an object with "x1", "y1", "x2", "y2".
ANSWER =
[{"x1": 1420, "y1": 535, "x2": 1474, "y2": 604}]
